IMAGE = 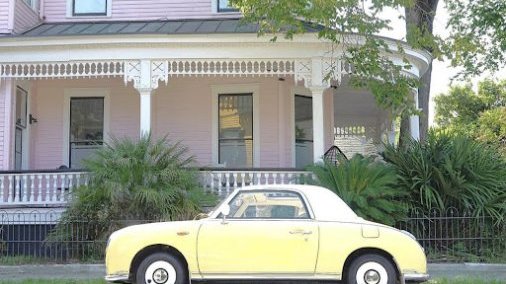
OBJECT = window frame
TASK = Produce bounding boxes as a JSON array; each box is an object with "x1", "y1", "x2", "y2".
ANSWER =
[
  {"x1": 290, "y1": 87, "x2": 314, "y2": 168},
  {"x1": 212, "y1": 0, "x2": 240, "y2": 13},
  {"x1": 67, "y1": 0, "x2": 112, "y2": 18},
  {"x1": 218, "y1": 93, "x2": 254, "y2": 168},
  {"x1": 224, "y1": 190, "x2": 313, "y2": 220},
  {"x1": 63, "y1": 88, "x2": 110, "y2": 168},
  {"x1": 294, "y1": 94, "x2": 314, "y2": 169},
  {"x1": 211, "y1": 84, "x2": 260, "y2": 168},
  {"x1": 69, "y1": 97, "x2": 105, "y2": 168}
]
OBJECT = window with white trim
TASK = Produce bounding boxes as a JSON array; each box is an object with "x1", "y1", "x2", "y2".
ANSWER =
[
  {"x1": 218, "y1": 94, "x2": 253, "y2": 167},
  {"x1": 295, "y1": 95, "x2": 313, "y2": 168},
  {"x1": 218, "y1": 0, "x2": 239, "y2": 12},
  {"x1": 69, "y1": 97, "x2": 104, "y2": 169},
  {"x1": 72, "y1": 0, "x2": 107, "y2": 16},
  {"x1": 22, "y1": 0, "x2": 37, "y2": 10}
]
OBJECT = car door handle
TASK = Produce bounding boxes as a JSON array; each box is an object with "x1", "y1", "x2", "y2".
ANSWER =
[{"x1": 289, "y1": 229, "x2": 313, "y2": 235}]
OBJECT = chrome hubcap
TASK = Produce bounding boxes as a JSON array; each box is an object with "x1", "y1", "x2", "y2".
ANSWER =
[
  {"x1": 144, "y1": 260, "x2": 176, "y2": 284},
  {"x1": 153, "y1": 268, "x2": 169, "y2": 284},
  {"x1": 364, "y1": 269, "x2": 381, "y2": 284}
]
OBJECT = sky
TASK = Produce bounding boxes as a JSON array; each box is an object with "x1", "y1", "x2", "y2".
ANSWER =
[{"x1": 377, "y1": 2, "x2": 506, "y2": 126}]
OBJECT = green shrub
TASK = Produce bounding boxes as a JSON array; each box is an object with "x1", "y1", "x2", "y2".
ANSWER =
[
  {"x1": 308, "y1": 155, "x2": 407, "y2": 225},
  {"x1": 48, "y1": 134, "x2": 216, "y2": 253},
  {"x1": 383, "y1": 131, "x2": 506, "y2": 224}
]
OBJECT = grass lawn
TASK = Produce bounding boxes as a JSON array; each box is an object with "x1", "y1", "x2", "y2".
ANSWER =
[{"x1": 0, "y1": 279, "x2": 504, "y2": 284}]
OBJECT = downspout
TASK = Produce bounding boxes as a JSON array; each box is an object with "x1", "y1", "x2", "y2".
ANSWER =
[{"x1": 39, "y1": 0, "x2": 44, "y2": 20}]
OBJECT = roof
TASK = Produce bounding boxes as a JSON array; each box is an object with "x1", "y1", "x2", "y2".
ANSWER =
[
  {"x1": 17, "y1": 18, "x2": 323, "y2": 37},
  {"x1": 210, "y1": 184, "x2": 360, "y2": 222}
]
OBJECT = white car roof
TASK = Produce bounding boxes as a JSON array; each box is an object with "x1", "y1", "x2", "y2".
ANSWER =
[{"x1": 221, "y1": 184, "x2": 359, "y2": 222}]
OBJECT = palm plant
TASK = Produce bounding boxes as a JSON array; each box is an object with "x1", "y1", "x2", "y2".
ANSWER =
[
  {"x1": 48, "y1": 134, "x2": 215, "y2": 256},
  {"x1": 383, "y1": 131, "x2": 506, "y2": 224},
  {"x1": 308, "y1": 155, "x2": 407, "y2": 226}
]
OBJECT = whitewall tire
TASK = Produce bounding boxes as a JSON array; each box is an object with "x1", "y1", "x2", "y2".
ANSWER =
[
  {"x1": 135, "y1": 253, "x2": 187, "y2": 284},
  {"x1": 346, "y1": 254, "x2": 397, "y2": 284}
]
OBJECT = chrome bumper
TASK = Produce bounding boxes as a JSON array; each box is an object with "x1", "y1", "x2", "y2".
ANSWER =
[
  {"x1": 104, "y1": 274, "x2": 130, "y2": 283},
  {"x1": 404, "y1": 273, "x2": 430, "y2": 283}
]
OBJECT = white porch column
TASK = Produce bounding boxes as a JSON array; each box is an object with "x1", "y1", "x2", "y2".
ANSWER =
[
  {"x1": 310, "y1": 87, "x2": 326, "y2": 163},
  {"x1": 0, "y1": 79, "x2": 15, "y2": 170},
  {"x1": 125, "y1": 60, "x2": 165, "y2": 138},
  {"x1": 308, "y1": 57, "x2": 329, "y2": 163},
  {"x1": 139, "y1": 89, "x2": 153, "y2": 136},
  {"x1": 410, "y1": 89, "x2": 420, "y2": 140}
]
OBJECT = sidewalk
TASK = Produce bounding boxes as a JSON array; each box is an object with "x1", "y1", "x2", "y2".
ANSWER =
[{"x1": 0, "y1": 263, "x2": 505, "y2": 282}]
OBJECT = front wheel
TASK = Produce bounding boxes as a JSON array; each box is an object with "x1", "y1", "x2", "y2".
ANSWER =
[
  {"x1": 135, "y1": 253, "x2": 187, "y2": 284},
  {"x1": 346, "y1": 254, "x2": 397, "y2": 284}
]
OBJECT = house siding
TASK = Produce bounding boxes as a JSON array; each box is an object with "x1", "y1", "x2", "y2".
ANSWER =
[
  {"x1": 30, "y1": 76, "x2": 294, "y2": 170},
  {"x1": 43, "y1": 0, "x2": 240, "y2": 23},
  {"x1": 0, "y1": 0, "x2": 10, "y2": 34},
  {"x1": 13, "y1": 0, "x2": 40, "y2": 34},
  {"x1": 31, "y1": 78, "x2": 139, "y2": 169}
]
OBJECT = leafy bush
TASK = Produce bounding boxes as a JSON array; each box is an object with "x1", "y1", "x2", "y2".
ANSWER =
[
  {"x1": 308, "y1": 155, "x2": 407, "y2": 225},
  {"x1": 383, "y1": 131, "x2": 506, "y2": 224},
  {"x1": 48, "y1": 134, "x2": 215, "y2": 252}
]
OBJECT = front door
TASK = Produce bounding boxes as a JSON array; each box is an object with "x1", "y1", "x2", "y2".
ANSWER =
[{"x1": 197, "y1": 190, "x2": 318, "y2": 277}]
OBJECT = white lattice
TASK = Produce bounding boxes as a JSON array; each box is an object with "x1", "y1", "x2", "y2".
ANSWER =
[
  {"x1": 0, "y1": 61, "x2": 124, "y2": 79},
  {"x1": 295, "y1": 59, "x2": 312, "y2": 87},
  {"x1": 123, "y1": 60, "x2": 141, "y2": 87}
]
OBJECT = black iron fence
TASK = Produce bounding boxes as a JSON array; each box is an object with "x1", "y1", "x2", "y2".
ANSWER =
[
  {"x1": 1, "y1": 209, "x2": 505, "y2": 264},
  {"x1": 397, "y1": 208, "x2": 506, "y2": 263}
]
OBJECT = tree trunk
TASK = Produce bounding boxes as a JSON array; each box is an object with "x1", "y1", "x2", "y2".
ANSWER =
[
  {"x1": 405, "y1": 0, "x2": 439, "y2": 142},
  {"x1": 418, "y1": 60, "x2": 433, "y2": 140},
  {"x1": 398, "y1": 115, "x2": 411, "y2": 148}
]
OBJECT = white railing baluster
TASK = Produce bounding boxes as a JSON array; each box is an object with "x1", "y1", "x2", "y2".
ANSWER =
[
  {"x1": 14, "y1": 175, "x2": 20, "y2": 203},
  {"x1": 59, "y1": 174, "x2": 66, "y2": 202},
  {"x1": 22, "y1": 175, "x2": 28, "y2": 202},
  {"x1": 7, "y1": 175, "x2": 13, "y2": 203},
  {"x1": 36, "y1": 174, "x2": 43, "y2": 203},
  {"x1": 44, "y1": 174, "x2": 50, "y2": 202},
  {"x1": 52, "y1": 174, "x2": 58, "y2": 202},
  {"x1": 29, "y1": 175, "x2": 35, "y2": 202}
]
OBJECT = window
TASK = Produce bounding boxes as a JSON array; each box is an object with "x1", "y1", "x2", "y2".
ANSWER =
[
  {"x1": 22, "y1": 0, "x2": 37, "y2": 9},
  {"x1": 69, "y1": 97, "x2": 104, "y2": 168},
  {"x1": 218, "y1": 0, "x2": 239, "y2": 12},
  {"x1": 72, "y1": 0, "x2": 107, "y2": 16},
  {"x1": 295, "y1": 95, "x2": 313, "y2": 168},
  {"x1": 227, "y1": 191, "x2": 309, "y2": 219},
  {"x1": 219, "y1": 94, "x2": 253, "y2": 167}
]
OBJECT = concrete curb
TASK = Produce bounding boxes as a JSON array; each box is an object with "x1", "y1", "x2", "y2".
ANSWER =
[{"x1": 0, "y1": 263, "x2": 505, "y2": 281}]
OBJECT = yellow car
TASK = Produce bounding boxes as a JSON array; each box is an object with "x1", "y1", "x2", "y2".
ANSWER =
[{"x1": 105, "y1": 184, "x2": 429, "y2": 284}]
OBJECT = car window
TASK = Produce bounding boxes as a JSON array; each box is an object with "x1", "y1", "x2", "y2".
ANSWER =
[{"x1": 227, "y1": 191, "x2": 309, "y2": 219}]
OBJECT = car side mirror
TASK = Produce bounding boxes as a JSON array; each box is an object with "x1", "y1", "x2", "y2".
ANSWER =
[{"x1": 220, "y1": 205, "x2": 230, "y2": 224}]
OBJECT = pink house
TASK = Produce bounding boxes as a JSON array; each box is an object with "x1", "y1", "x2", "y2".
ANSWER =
[{"x1": 0, "y1": 0, "x2": 430, "y2": 208}]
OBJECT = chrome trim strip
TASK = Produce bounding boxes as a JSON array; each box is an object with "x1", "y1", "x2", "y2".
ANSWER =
[
  {"x1": 404, "y1": 273, "x2": 430, "y2": 282},
  {"x1": 104, "y1": 274, "x2": 129, "y2": 282},
  {"x1": 199, "y1": 273, "x2": 340, "y2": 280}
]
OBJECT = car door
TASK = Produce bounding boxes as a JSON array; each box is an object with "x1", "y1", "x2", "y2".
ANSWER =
[{"x1": 197, "y1": 190, "x2": 319, "y2": 277}]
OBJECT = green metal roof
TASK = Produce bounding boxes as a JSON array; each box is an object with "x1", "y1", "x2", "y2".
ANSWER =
[{"x1": 18, "y1": 18, "x2": 322, "y2": 37}]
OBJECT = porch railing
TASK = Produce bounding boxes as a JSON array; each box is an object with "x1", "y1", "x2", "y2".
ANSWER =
[
  {"x1": 0, "y1": 170, "x2": 89, "y2": 206},
  {"x1": 199, "y1": 168, "x2": 313, "y2": 197},
  {"x1": 0, "y1": 169, "x2": 312, "y2": 206}
]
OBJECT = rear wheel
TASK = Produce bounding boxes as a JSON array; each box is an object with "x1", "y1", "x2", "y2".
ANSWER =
[
  {"x1": 346, "y1": 254, "x2": 397, "y2": 284},
  {"x1": 135, "y1": 253, "x2": 187, "y2": 284}
]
